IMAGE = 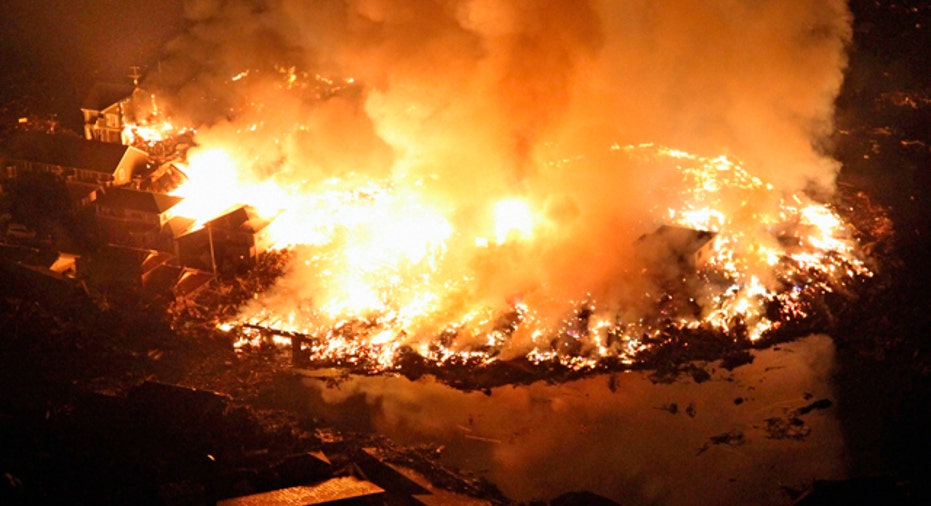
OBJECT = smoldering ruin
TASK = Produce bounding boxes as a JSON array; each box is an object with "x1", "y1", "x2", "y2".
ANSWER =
[{"x1": 1, "y1": 0, "x2": 929, "y2": 505}]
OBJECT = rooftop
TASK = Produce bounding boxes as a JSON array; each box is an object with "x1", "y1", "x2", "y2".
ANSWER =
[
  {"x1": 206, "y1": 205, "x2": 272, "y2": 234},
  {"x1": 4, "y1": 132, "x2": 145, "y2": 175},
  {"x1": 96, "y1": 188, "x2": 184, "y2": 215}
]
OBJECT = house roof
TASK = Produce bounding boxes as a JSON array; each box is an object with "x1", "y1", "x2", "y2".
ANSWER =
[
  {"x1": 4, "y1": 132, "x2": 143, "y2": 175},
  {"x1": 95, "y1": 246, "x2": 167, "y2": 279},
  {"x1": 174, "y1": 269, "x2": 214, "y2": 297},
  {"x1": 164, "y1": 215, "x2": 196, "y2": 238},
  {"x1": 142, "y1": 264, "x2": 184, "y2": 297},
  {"x1": 205, "y1": 205, "x2": 272, "y2": 234},
  {"x1": 48, "y1": 253, "x2": 79, "y2": 275},
  {"x1": 81, "y1": 82, "x2": 134, "y2": 112},
  {"x1": 96, "y1": 188, "x2": 184, "y2": 214}
]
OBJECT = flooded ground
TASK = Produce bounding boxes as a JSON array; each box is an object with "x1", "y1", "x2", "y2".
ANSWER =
[{"x1": 298, "y1": 334, "x2": 843, "y2": 505}]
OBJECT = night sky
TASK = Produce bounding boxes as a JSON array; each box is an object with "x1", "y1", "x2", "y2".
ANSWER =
[{"x1": 0, "y1": 1, "x2": 184, "y2": 128}]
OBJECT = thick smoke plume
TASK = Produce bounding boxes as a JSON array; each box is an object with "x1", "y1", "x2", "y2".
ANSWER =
[{"x1": 139, "y1": 0, "x2": 853, "y2": 347}]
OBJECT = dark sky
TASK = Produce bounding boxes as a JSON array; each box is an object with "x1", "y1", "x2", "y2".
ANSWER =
[{"x1": 0, "y1": 0, "x2": 184, "y2": 127}]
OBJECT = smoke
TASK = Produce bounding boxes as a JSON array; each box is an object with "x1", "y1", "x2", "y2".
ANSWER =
[{"x1": 139, "y1": 1, "x2": 853, "y2": 344}]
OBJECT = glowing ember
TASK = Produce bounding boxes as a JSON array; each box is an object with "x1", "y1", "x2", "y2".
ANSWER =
[
  {"x1": 122, "y1": 94, "x2": 195, "y2": 153},
  {"x1": 136, "y1": 0, "x2": 862, "y2": 376},
  {"x1": 190, "y1": 143, "x2": 875, "y2": 372}
]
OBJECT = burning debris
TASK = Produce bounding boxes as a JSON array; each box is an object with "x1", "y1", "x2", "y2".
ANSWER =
[
  {"x1": 0, "y1": 0, "x2": 881, "y2": 389},
  {"x1": 86, "y1": 101, "x2": 882, "y2": 388},
  {"x1": 70, "y1": 0, "x2": 860, "y2": 381},
  {"x1": 201, "y1": 145, "x2": 879, "y2": 385}
]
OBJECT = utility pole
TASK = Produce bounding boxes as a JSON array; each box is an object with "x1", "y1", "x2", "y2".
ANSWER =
[{"x1": 207, "y1": 223, "x2": 217, "y2": 274}]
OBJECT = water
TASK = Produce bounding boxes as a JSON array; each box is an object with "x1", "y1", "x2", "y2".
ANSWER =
[{"x1": 299, "y1": 334, "x2": 843, "y2": 505}]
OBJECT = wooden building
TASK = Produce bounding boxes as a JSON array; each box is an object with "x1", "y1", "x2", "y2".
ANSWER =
[
  {"x1": 177, "y1": 205, "x2": 274, "y2": 272},
  {"x1": 2, "y1": 132, "x2": 148, "y2": 187},
  {"x1": 81, "y1": 82, "x2": 135, "y2": 144}
]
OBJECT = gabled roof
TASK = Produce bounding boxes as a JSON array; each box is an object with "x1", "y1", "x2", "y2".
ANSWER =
[
  {"x1": 4, "y1": 132, "x2": 143, "y2": 175},
  {"x1": 164, "y1": 215, "x2": 196, "y2": 238},
  {"x1": 174, "y1": 269, "x2": 214, "y2": 297},
  {"x1": 205, "y1": 205, "x2": 271, "y2": 234},
  {"x1": 96, "y1": 188, "x2": 184, "y2": 214},
  {"x1": 142, "y1": 264, "x2": 183, "y2": 297},
  {"x1": 81, "y1": 82, "x2": 134, "y2": 111},
  {"x1": 96, "y1": 246, "x2": 166, "y2": 278},
  {"x1": 48, "y1": 253, "x2": 79, "y2": 275}
]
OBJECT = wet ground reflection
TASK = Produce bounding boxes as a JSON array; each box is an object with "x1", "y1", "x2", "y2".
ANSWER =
[{"x1": 299, "y1": 335, "x2": 844, "y2": 505}]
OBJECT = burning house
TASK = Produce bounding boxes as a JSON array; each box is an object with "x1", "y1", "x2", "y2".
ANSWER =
[
  {"x1": 2, "y1": 0, "x2": 921, "y2": 504},
  {"x1": 2, "y1": 131, "x2": 147, "y2": 187},
  {"x1": 80, "y1": 82, "x2": 135, "y2": 145},
  {"x1": 139, "y1": 161, "x2": 189, "y2": 194},
  {"x1": 176, "y1": 205, "x2": 274, "y2": 272}
]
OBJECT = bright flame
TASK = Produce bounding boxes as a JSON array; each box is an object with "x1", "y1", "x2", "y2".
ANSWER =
[
  {"x1": 170, "y1": 148, "x2": 292, "y2": 229},
  {"x1": 493, "y1": 198, "x2": 535, "y2": 244},
  {"x1": 170, "y1": 149, "x2": 242, "y2": 222},
  {"x1": 160, "y1": 136, "x2": 873, "y2": 373}
]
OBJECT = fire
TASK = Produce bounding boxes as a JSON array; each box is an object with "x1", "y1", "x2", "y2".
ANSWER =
[
  {"x1": 170, "y1": 149, "x2": 245, "y2": 223},
  {"x1": 303, "y1": 187, "x2": 453, "y2": 319},
  {"x1": 168, "y1": 147, "x2": 312, "y2": 239},
  {"x1": 130, "y1": 69, "x2": 871, "y2": 368},
  {"x1": 178, "y1": 141, "x2": 874, "y2": 373},
  {"x1": 94, "y1": 0, "x2": 871, "y2": 385},
  {"x1": 493, "y1": 199, "x2": 535, "y2": 245},
  {"x1": 122, "y1": 94, "x2": 195, "y2": 152}
]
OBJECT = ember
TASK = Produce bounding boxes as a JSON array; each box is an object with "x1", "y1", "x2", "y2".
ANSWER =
[
  {"x1": 172, "y1": 144, "x2": 878, "y2": 381},
  {"x1": 101, "y1": 0, "x2": 871, "y2": 376}
]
